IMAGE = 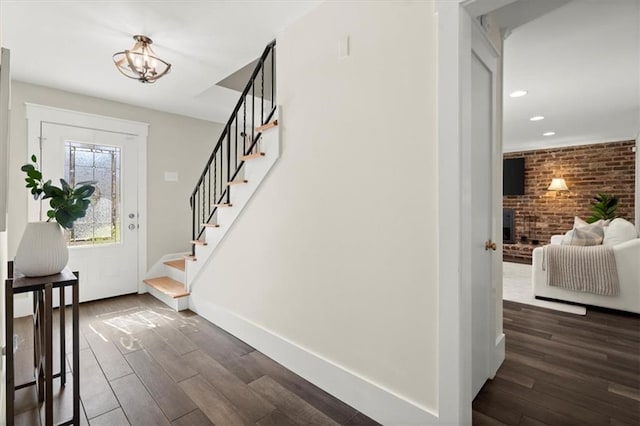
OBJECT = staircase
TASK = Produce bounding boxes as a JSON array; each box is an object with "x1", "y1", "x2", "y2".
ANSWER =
[{"x1": 144, "y1": 40, "x2": 279, "y2": 310}]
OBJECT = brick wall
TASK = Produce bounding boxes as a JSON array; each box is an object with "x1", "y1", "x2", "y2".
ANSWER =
[{"x1": 503, "y1": 140, "x2": 636, "y2": 263}]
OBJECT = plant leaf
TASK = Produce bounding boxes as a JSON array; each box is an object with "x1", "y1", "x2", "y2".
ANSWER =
[
  {"x1": 60, "y1": 179, "x2": 71, "y2": 191},
  {"x1": 74, "y1": 185, "x2": 95, "y2": 199},
  {"x1": 27, "y1": 169, "x2": 42, "y2": 180}
]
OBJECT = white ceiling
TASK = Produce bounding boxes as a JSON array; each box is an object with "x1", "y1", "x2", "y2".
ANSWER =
[
  {"x1": 501, "y1": 0, "x2": 640, "y2": 151},
  {"x1": 0, "y1": 0, "x2": 320, "y2": 123},
  {"x1": 1, "y1": 0, "x2": 638, "y2": 151}
]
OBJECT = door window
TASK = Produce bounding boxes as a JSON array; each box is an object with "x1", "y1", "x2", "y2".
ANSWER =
[{"x1": 64, "y1": 141, "x2": 121, "y2": 246}]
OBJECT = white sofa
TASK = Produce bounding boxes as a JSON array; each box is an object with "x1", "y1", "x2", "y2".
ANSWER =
[{"x1": 532, "y1": 236, "x2": 640, "y2": 314}]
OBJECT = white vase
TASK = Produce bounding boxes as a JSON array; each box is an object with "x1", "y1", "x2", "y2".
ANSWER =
[{"x1": 14, "y1": 222, "x2": 69, "y2": 277}]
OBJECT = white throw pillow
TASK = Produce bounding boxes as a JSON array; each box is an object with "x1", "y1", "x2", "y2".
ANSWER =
[
  {"x1": 570, "y1": 224, "x2": 605, "y2": 246},
  {"x1": 574, "y1": 216, "x2": 588, "y2": 228},
  {"x1": 564, "y1": 217, "x2": 612, "y2": 244},
  {"x1": 574, "y1": 216, "x2": 610, "y2": 228},
  {"x1": 603, "y1": 218, "x2": 638, "y2": 246},
  {"x1": 561, "y1": 229, "x2": 575, "y2": 245},
  {"x1": 561, "y1": 223, "x2": 605, "y2": 246}
]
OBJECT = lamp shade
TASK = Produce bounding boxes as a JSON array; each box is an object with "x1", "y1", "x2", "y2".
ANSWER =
[{"x1": 548, "y1": 178, "x2": 569, "y2": 192}]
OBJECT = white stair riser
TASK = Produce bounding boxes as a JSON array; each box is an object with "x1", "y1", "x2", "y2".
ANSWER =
[
  {"x1": 164, "y1": 264, "x2": 186, "y2": 283},
  {"x1": 145, "y1": 284, "x2": 189, "y2": 311},
  {"x1": 145, "y1": 252, "x2": 188, "y2": 280}
]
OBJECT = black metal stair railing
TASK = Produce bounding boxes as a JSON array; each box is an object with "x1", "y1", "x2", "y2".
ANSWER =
[{"x1": 190, "y1": 40, "x2": 276, "y2": 252}]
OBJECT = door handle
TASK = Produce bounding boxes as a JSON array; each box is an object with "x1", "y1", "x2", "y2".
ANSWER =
[{"x1": 485, "y1": 240, "x2": 497, "y2": 251}]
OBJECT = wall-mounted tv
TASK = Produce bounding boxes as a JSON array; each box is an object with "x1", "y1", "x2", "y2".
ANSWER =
[{"x1": 503, "y1": 157, "x2": 525, "y2": 196}]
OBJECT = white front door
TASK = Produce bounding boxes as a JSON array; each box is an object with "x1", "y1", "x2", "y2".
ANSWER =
[{"x1": 39, "y1": 123, "x2": 139, "y2": 302}]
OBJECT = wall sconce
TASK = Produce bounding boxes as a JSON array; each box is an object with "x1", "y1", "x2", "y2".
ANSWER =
[{"x1": 548, "y1": 178, "x2": 569, "y2": 195}]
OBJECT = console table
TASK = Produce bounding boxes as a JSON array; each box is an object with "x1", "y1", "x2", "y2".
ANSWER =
[{"x1": 5, "y1": 266, "x2": 80, "y2": 426}]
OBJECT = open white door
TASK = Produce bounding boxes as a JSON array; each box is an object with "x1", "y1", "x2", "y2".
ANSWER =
[{"x1": 467, "y1": 19, "x2": 504, "y2": 398}]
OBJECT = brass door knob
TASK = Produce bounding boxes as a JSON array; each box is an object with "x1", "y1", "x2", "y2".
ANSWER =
[{"x1": 485, "y1": 240, "x2": 497, "y2": 251}]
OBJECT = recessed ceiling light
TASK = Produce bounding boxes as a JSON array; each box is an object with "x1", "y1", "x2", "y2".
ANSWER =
[
  {"x1": 509, "y1": 90, "x2": 528, "y2": 98},
  {"x1": 530, "y1": 116, "x2": 545, "y2": 121},
  {"x1": 543, "y1": 132, "x2": 556, "y2": 136}
]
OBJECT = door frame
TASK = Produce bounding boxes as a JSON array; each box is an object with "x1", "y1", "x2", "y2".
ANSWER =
[
  {"x1": 25, "y1": 103, "x2": 148, "y2": 295},
  {"x1": 436, "y1": 0, "x2": 511, "y2": 422}
]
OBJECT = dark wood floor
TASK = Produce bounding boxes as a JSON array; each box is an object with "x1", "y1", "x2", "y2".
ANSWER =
[
  {"x1": 473, "y1": 300, "x2": 640, "y2": 425},
  {"x1": 11, "y1": 293, "x2": 379, "y2": 426}
]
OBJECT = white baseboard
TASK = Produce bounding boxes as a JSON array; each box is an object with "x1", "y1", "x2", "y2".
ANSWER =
[{"x1": 189, "y1": 295, "x2": 438, "y2": 425}]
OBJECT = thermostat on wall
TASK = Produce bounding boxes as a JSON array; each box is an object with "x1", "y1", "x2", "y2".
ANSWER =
[{"x1": 164, "y1": 171, "x2": 179, "y2": 182}]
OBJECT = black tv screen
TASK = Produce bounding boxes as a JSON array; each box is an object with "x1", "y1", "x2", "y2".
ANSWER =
[{"x1": 503, "y1": 158, "x2": 525, "y2": 195}]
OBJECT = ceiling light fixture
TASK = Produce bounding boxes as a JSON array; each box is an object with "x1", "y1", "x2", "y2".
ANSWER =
[
  {"x1": 509, "y1": 90, "x2": 528, "y2": 98},
  {"x1": 530, "y1": 116, "x2": 544, "y2": 121},
  {"x1": 113, "y1": 35, "x2": 171, "y2": 83},
  {"x1": 543, "y1": 131, "x2": 556, "y2": 136}
]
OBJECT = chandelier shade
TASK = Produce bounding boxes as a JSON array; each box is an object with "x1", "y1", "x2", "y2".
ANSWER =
[{"x1": 113, "y1": 35, "x2": 171, "y2": 83}]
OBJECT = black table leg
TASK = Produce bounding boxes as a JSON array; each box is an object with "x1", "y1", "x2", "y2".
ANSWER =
[
  {"x1": 60, "y1": 285, "x2": 66, "y2": 386},
  {"x1": 72, "y1": 273, "x2": 80, "y2": 425},
  {"x1": 44, "y1": 283, "x2": 53, "y2": 426},
  {"x1": 5, "y1": 279, "x2": 14, "y2": 424}
]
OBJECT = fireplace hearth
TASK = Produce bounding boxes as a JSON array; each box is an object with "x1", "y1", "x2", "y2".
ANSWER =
[{"x1": 503, "y1": 208, "x2": 515, "y2": 244}]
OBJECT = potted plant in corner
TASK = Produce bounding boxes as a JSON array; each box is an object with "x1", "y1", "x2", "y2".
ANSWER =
[
  {"x1": 14, "y1": 155, "x2": 96, "y2": 277},
  {"x1": 587, "y1": 192, "x2": 619, "y2": 223}
]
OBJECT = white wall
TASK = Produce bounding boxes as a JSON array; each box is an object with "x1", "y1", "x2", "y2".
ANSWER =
[
  {"x1": 190, "y1": 0, "x2": 438, "y2": 417},
  {"x1": 7, "y1": 81, "x2": 224, "y2": 268}
]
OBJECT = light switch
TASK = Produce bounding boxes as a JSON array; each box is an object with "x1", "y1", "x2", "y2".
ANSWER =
[{"x1": 164, "y1": 171, "x2": 178, "y2": 182}]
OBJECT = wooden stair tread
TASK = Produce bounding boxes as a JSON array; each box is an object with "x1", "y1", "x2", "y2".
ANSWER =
[
  {"x1": 144, "y1": 277, "x2": 189, "y2": 299},
  {"x1": 256, "y1": 119, "x2": 278, "y2": 133},
  {"x1": 164, "y1": 259, "x2": 185, "y2": 272},
  {"x1": 202, "y1": 223, "x2": 220, "y2": 228},
  {"x1": 191, "y1": 240, "x2": 207, "y2": 246},
  {"x1": 226, "y1": 180, "x2": 248, "y2": 186},
  {"x1": 212, "y1": 203, "x2": 233, "y2": 208},
  {"x1": 240, "y1": 152, "x2": 265, "y2": 161}
]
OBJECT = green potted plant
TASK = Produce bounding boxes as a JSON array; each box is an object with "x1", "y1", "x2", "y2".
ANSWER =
[
  {"x1": 14, "y1": 155, "x2": 96, "y2": 277},
  {"x1": 587, "y1": 193, "x2": 619, "y2": 223}
]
